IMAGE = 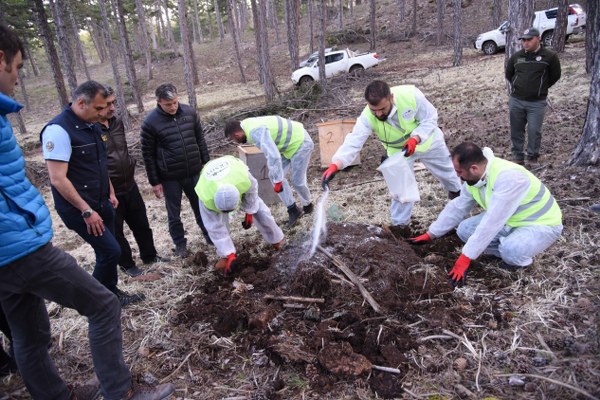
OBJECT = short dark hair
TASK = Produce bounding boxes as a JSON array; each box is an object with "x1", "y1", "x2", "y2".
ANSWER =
[
  {"x1": 104, "y1": 85, "x2": 115, "y2": 97},
  {"x1": 224, "y1": 120, "x2": 242, "y2": 138},
  {"x1": 0, "y1": 24, "x2": 26, "y2": 66},
  {"x1": 364, "y1": 80, "x2": 391, "y2": 105},
  {"x1": 155, "y1": 83, "x2": 177, "y2": 100},
  {"x1": 451, "y1": 142, "x2": 486, "y2": 168},
  {"x1": 72, "y1": 81, "x2": 108, "y2": 104}
]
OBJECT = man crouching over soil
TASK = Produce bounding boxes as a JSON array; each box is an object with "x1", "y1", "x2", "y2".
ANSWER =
[
  {"x1": 410, "y1": 142, "x2": 563, "y2": 287},
  {"x1": 195, "y1": 156, "x2": 285, "y2": 274}
]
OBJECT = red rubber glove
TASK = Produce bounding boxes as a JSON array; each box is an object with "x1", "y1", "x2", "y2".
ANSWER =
[
  {"x1": 402, "y1": 137, "x2": 419, "y2": 156},
  {"x1": 408, "y1": 232, "x2": 431, "y2": 245},
  {"x1": 273, "y1": 182, "x2": 283, "y2": 193},
  {"x1": 241, "y1": 213, "x2": 253, "y2": 229},
  {"x1": 448, "y1": 254, "x2": 471, "y2": 287},
  {"x1": 321, "y1": 164, "x2": 339, "y2": 189},
  {"x1": 215, "y1": 253, "x2": 237, "y2": 274}
]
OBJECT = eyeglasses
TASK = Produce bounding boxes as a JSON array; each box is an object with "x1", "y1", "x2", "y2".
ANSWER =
[{"x1": 521, "y1": 37, "x2": 534, "y2": 42}]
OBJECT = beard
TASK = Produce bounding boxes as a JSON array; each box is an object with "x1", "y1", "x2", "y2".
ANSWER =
[
  {"x1": 240, "y1": 135, "x2": 247, "y2": 144},
  {"x1": 376, "y1": 113, "x2": 389, "y2": 122}
]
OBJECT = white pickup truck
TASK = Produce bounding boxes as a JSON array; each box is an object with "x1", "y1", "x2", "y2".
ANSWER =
[
  {"x1": 291, "y1": 48, "x2": 382, "y2": 85},
  {"x1": 474, "y1": 4, "x2": 585, "y2": 55}
]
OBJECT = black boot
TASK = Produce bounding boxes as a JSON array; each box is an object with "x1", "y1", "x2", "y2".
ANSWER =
[
  {"x1": 286, "y1": 204, "x2": 304, "y2": 227},
  {"x1": 302, "y1": 203, "x2": 314, "y2": 214}
]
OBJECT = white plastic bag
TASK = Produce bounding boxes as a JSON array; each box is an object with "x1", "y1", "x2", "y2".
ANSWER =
[{"x1": 376, "y1": 151, "x2": 420, "y2": 203}]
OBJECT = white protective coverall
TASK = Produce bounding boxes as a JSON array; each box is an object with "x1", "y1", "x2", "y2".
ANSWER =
[
  {"x1": 331, "y1": 87, "x2": 461, "y2": 225},
  {"x1": 199, "y1": 174, "x2": 284, "y2": 258},
  {"x1": 428, "y1": 148, "x2": 563, "y2": 267},
  {"x1": 249, "y1": 126, "x2": 314, "y2": 208}
]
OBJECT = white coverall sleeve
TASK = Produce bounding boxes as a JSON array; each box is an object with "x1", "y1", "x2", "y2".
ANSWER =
[
  {"x1": 331, "y1": 114, "x2": 373, "y2": 169},
  {"x1": 240, "y1": 174, "x2": 261, "y2": 214},
  {"x1": 411, "y1": 87, "x2": 439, "y2": 143},
  {"x1": 428, "y1": 185, "x2": 477, "y2": 238},
  {"x1": 461, "y1": 170, "x2": 531, "y2": 260},
  {"x1": 199, "y1": 201, "x2": 236, "y2": 257},
  {"x1": 250, "y1": 127, "x2": 284, "y2": 183}
]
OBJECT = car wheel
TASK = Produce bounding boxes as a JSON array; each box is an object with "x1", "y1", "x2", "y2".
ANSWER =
[
  {"x1": 299, "y1": 76, "x2": 314, "y2": 86},
  {"x1": 349, "y1": 65, "x2": 365, "y2": 77},
  {"x1": 482, "y1": 41, "x2": 498, "y2": 55},
  {"x1": 542, "y1": 31, "x2": 553, "y2": 47}
]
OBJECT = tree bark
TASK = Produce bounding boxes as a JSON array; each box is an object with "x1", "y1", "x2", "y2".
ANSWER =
[
  {"x1": 17, "y1": 70, "x2": 30, "y2": 110},
  {"x1": 318, "y1": 0, "x2": 327, "y2": 92},
  {"x1": 285, "y1": 0, "x2": 300, "y2": 69},
  {"x1": 397, "y1": 0, "x2": 405, "y2": 23},
  {"x1": 585, "y1": 0, "x2": 597, "y2": 73},
  {"x1": 178, "y1": 0, "x2": 197, "y2": 110},
  {"x1": 98, "y1": 0, "x2": 131, "y2": 130},
  {"x1": 214, "y1": 0, "x2": 225, "y2": 41},
  {"x1": 163, "y1": 0, "x2": 176, "y2": 48},
  {"x1": 369, "y1": 0, "x2": 376, "y2": 50},
  {"x1": 88, "y1": 17, "x2": 108, "y2": 63},
  {"x1": 227, "y1": 0, "x2": 247, "y2": 83},
  {"x1": 207, "y1": 2, "x2": 214, "y2": 38},
  {"x1": 193, "y1": 0, "x2": 205, "y2": 42},
  {"x1": 24, "y1": 42, "x2": 40, "y2": 77},
  {"x1": 308, "y1": 0, "x2": 314, "y2": 53},
  {"x1": 155, "y1": 0, "x2": 165, "y2": 46},
  {"x1": 31, "y1": 0, "x2": 69, "y2": 107},
  {"x1": 505, "y1": 0, "x2": 534, "y2": 64},
  {"x1": 552, "y1": 0, "x2": 568, "y2": 52},
  {"x1": 269, "y1": 0, "x2": 280, "y2": 44},
  {"x1": 250, "y1": 0, "x2": 275, "y2": 102},
  {"x1": 411, "y1": 0, "x2": 417, "y2": 36},
  {"x1": 452, "y1": 0, "x2": 462, "y2": 66},
  {"x1": 436, "y1": 0, "x2": 445, "y2": 46},
  {"x1": 113, "y1": 0, "x2": 144, "y2": 113},
  {"x1": 135, "y1": 0, "x2": 154, "y2": 79},
  {"x1": 338, "y1": 0, "x2": 343, "y2": 29},
  {"x1": 239, "y1": 0, "x2": 249, "y2": 32},
  {"x1": 570, "y1": 32, "x2": 600, "y2": 166},
  {"x1": 492, "y1": 0, "x2": 501, "y2": 28},
  {"x1": 66, "y1": 0, "x2": 91, "y2": 81},
  {"x1": 50, "y1": 0, "x2": 78, "y2": 92}
]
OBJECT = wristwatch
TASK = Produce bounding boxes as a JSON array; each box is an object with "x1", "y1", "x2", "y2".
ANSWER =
[{"x1": 81, "y1": 209, "x2": 94, "y2": 218}]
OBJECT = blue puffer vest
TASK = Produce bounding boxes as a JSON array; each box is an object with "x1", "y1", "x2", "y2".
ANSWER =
[
  {"x1": 0, "y1": 93, "x2": 53, "y2": 267},
  {"x1": 41, "y1": 107, "x2": 110, "y2": 212}
]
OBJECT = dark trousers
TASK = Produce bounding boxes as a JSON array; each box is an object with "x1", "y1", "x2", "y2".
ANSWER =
[
  {"x1": 58, "y1": 200, "x2": 121, "y2": 293},
  {"x1": 509, "y1": 96, "x2": 547, "y2": 161},
  {"x1": 0, "y1": 307, "x2": 12, "y2": 364},
  {"x1": 0, "y1": 243, "x2": 131, "y2": 400},
  {"x1": 115, "y1": 182, "x2": 157, "y2": 268},
  {"x1": 162, "y1": 174, "x2": 208, "y2": 246}
]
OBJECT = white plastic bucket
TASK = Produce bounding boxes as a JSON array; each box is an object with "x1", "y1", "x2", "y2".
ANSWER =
[{"x1": 376, "y1": 151, "x2": 420, "y2": 203}]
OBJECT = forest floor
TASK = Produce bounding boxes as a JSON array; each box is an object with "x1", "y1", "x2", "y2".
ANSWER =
[{"x1": 3, "y1": 1, "x2": 599, "y2": 399}]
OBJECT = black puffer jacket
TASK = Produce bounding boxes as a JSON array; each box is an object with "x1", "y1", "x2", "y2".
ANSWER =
[{"x1": 140, "y1": 103, "x2": 210, "y2": 185}]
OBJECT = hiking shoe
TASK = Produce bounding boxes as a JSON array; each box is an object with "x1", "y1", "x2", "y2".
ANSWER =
[
  {"x1": 121, "y1": 382, "x2": 175, "y2": 400},
  {"x1": 302, "y1": 203, "x2": 314, "y2": 214},
  {"x1": 526, "y1": 157, "x2": 540, "y2": 169},
  {"x1": 142, "y1": 255, "x2": 171, "y2": 265},
  {"x1": 114, "y1": 288, "x2": 145, "y2": 307},
  {"x1": 448, "y1": 191, "x2": 460, "y2": 200},
  {"x1": 174, "y1": 243, "x2": 189, "y2": 258},
  {"x1": 513, "y1": 158, "x2": 524, "y2": 166},
  {"x1": 120, "y1": 266, "x2": 144, "y2": 277},
  {"x1": 68, "y1": 382, "x2": 100, "y2": 400},
  {"x1": 286, "y1": 204, "x2": 304, "y2": 227}
]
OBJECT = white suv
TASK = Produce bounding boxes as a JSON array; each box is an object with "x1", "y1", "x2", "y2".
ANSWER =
[{"x1": 474, "y1": 4, "x2": 585, "y2": 55}]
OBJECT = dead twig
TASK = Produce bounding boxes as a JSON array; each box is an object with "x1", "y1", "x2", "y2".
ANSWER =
[
  {"x1": 317, "y1": 245, "x2": 382, "y2": 313},
  {"x1": 160, "y1": 351, "x2": 196, "y2": 384},
  {"x1": 556, "y1": 196, "x2": 591, "y2": 203},
  {"x1": 264, "y1": 295, "x2": 325, "y2": 304},
  {"x1": 496, "y1": 373, "x2": 599, "y2": 400},
  {"x1": 372, "y1": 365, "x2": 401, "y2": 374}
]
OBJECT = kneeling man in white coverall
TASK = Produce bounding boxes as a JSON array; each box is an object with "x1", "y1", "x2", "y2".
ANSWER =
[
  {"x1": 321, "y1": 80, "x2": 462, "y2": 226},
  {"x1": 409, "y1": 142, "x2": 563, "y2": 287},
  {"x1": 195, "y1": 156, "x2": 285, "y2": 273}
]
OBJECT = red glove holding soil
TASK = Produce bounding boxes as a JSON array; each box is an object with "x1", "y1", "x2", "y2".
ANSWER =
[
  {"x1": 215, "y1": 253, "x2": 237, "y2": 274},
  {"x1": 241, "y1": 213, "x2": 253, "y2": 230},
  {"x1": 408, "y1": 232, "x2": 431, "y2": 245},
  {"x1": 448, "y1": 254, "x2": 471, "y2": 287}
]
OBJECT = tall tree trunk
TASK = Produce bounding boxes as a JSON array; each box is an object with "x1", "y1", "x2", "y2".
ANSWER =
[
  {"x1": 285, "y1": 0, "x2": 300, "y2": 69},
  {"x1": 239, "y1": 0, "x2": 249, "y2": 32},
  {"x1": 585, "y1": 0, "x2": 597, "y2": 73},
  {"x1": 24, "y1": 42, "x2": 40, "y2": 77},
  {"x1": 411, "y1": 0, "x2": 417, "y2": 36},
  {"x1": 214, "y1": 0, "x2": 225, "y2": 41},
  {"x1": 178, "y1": 0, "x2": 198, "y2": 110},
  {"x1": 135, "y1": 0, "x2": 154, "y2": 79},
  {"x1": 185, "y1": 10, "x2": 199, "y2": 84},
  {"x1": 505, "y1": 0, "x2": 534, "y2": 62},
  {"x1": 250, "y1": 0, "x2": 275, "y2": 102},
  {"x1": 193, "y1": 0, "x2": 205, "y2": 42},
  {"x1": 308, "y1": 0, "x2": 314, "y2": 53},
  {"x1": 227, "y1": 0, "x2": 247, "y2": 82},
  {"x1": 66, "y1": 0, "x2": 91, "y2": 81},
  {"x1": 492, "y1": 0, "x2": 501, "y2": 28},
  {"x1": 369, "y1": 0, "x2": 376, "y2": 50},
  {"x1": 150, "y1": 18, "x2": 159, "y2": 49},
  {"x1": 570, "y1": 32, "x2": 600, "y2": 165},
  {"x1": 552, "y1": 0, "x2": 568, "y2": 52},
  {"x1": 349, "y1": 0, "x2": 353, "y2": 17},
  {"x1": 89, "y1": 18, "x2": 108, "y2": 62},
  {"x1": 452, "y1": 0, "x2": 462, "y2": 66},
  {"x1": 318, "y1": 0, "x2": 327, "y2": 92},
  {"x1": 11, "y1": 112, "x2": 27, "y2": 134},
  {"x1": 163, "y1": 0, "x2": 176, "y2": 47},
  {"x1": 338, "y1": 0, "x2": 343, "y2": 29},
  {"x1": 155, "y1": 0, "x2": 165, "y2": 46},
  {"x1": 269, "y1": 0, "x2": 280, "y2": 44},
  {"x1": 113, "y1": 0, "x2": 144, "y2": 113},
  {"x1": 31, "y1": 0, "x2": 69, "y2": 107},
  {"x1": 397, "y1": 0, "x2": 405, "y2": 23},
  {"x1": 98, "y1": 0, "x2": 131, "y2": 130},
  {"x1": 436, "y1": 0, "x2": 445, "y2": 46},
  {"x1": 207, "y1": 3, "x2": 215, "y2": 38},
  {"x1": 18, "y1": 70, "x2": 30, "y2": 110},
  {"x1": 50, "y1": 0, "x2": 78, "y2": 92}
]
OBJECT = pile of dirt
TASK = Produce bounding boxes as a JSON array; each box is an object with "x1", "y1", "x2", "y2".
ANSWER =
[{"x1": 173, "y1": 222, "x2": 512, "y2": 398}]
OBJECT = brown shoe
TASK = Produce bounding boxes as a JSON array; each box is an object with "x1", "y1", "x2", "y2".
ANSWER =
[
  {"x1": 69, "y1": 382, "x2": 100, "y2": 400},
  {"x1": 513, "y1": 158, "x2": 525, "y2": 166},
  {"x1": 121, "y1": 382, "x2": 175, "y2": 400}
]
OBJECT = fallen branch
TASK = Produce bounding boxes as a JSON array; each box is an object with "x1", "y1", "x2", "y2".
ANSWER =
[
  {"x1": 160, "y1": 351, "x2": 195, "y2": 384},
  {"x1": 556, "y1": 196, "x2": 591, "y2": 203},
  {"x1": 372, "y1": 365, "x2": 401, "y2": 374},
  {"x1": 283, "y1": 303, "x2": 306, "y2": 309},
  {"x1": 496, "y1": 373, "x2": 598, "y2": 400},
  {"x1": 264, "y1": 295, "x2": 325, "y2": 304},
  {"x1": 317, "y1": 245, "x2": 382, "y2": 313},
  {"x1": 417, "y1": 334, "x2": 454, "y2": 342}
]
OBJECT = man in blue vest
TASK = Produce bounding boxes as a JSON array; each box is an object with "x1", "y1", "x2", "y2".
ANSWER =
[
  {"x1": 0, "y1": 24, "x2": 174, "y2": 400},
  {"x1": 225, "y1": 116, "x2": 314, "y2": 227},
  {"x1": 41, "y1": 81, "x2": 143, "y2": 307},
  {"x1": 410, "y1": 142, "x2": 563, "y2": 287},
  {"x1": 321, "y1": 80, "x2": 461, "y2": 226}
]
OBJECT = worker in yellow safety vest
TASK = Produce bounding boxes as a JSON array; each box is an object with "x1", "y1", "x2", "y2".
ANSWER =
[
  {"x1": 225, "y1": 116, "x2": 314, "y2": 227},
  {"x1": 321, "y1": 80, "x2": 462, "y2": 226},
  {"x1": 409, "y1": 142, "x2": 563, "y2": 287},
  {"x1": 195, "y1": 156, "x2": 285, "y2": 273}
]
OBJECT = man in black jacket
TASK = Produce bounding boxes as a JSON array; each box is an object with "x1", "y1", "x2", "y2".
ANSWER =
[
  {"x1": 141, "y1": 84, "x2": 211, "y2": 257},
  {"x1": 505, "y1": 27, "x2": 561, "y2": 168},
  {"x1": 100, "y1": 86, "x2": 169, "y2": 276}
]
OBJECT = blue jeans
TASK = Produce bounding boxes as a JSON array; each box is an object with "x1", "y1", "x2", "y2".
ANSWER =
[
  {"x1": 0, "y1": 243, "x2": 131, "y2": 399},
  {"x1": 162, "y1": 174, "x2": 208, "y2": 246},
  {"x1": 58, "y1": 201, "x2": 121, "y2": 293}
]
